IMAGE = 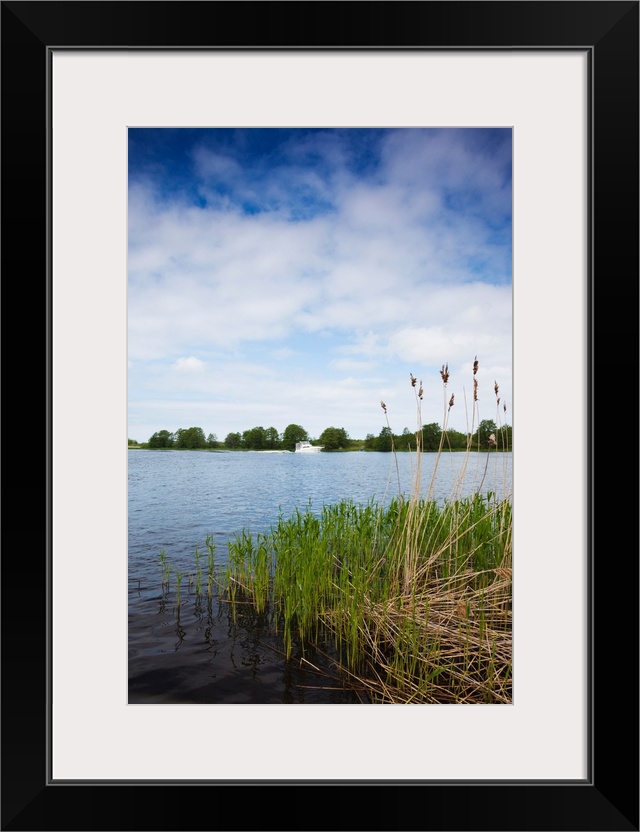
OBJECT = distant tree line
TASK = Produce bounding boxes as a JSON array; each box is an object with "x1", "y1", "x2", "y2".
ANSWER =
[
  {"x1": 145, "y1": 426, "x2": 219, "y2": 449},
  {"x1": 365, "y1": 419, "x2": 511, "y2": 451},
  {"x1": 142, "y1": 424, "x2": 351, "y2": 451},
  {"x1": 137, "y1": 420, "x2": 511, "y2": 451}
]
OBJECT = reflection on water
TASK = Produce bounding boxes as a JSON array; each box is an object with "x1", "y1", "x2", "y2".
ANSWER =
[{"x1": 128, "y1": 579, "x2": 362, "y2": 704}]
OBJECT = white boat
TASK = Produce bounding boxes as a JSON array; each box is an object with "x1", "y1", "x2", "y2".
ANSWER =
[{"x1": 294, "y1": 441, "x2": 324, "y2": 453}]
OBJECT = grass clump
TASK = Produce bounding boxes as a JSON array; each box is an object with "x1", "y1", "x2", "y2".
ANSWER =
[{"x1": 215, "y1": 357, "x2": 513, "y2": 704}]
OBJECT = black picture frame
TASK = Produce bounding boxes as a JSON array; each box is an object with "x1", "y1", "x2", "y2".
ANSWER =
[{"x1": 2, "y1": 2, "x2": 638, "y2": 830}]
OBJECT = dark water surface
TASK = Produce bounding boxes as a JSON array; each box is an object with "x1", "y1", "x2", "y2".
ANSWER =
[{"x1": 128, "y1": 449, "x2": 512, "y2": 703}]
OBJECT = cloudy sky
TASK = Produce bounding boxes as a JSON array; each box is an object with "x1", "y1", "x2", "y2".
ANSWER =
[{"x1": 128, "y1": 128, "x2": 512, "y2": 444}]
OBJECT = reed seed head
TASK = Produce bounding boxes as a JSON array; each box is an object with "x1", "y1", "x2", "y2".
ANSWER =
[
  {"x1": 410, "y1": 373, "x2": 417, "y2": 388},
  {"x1": 381, "y1": 400, "x2": 387, "y2": 413},
  {"x1": 418, "y1": 382, "x2": 423, "y2": 400},
  {"x1": 449, "y1": 393, "x2": 455, "y2": 409},
  {"x1": 488, "y1": 433, "x2": 497, "y2": 446},
  {"x1": 473, "y1": 377, "x2": 478, "y2": 402},
  {"x1": 494, "y1": 381, "x2": 499, "y2": 396},
  {"x1": 473, "y1": 356, "x2": 479, "y2": 375},
  {"x1": 440, "y1": 363, "x2": 450, "y2": 384}
]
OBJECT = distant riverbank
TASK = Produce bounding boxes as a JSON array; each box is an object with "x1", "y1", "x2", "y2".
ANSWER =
[{"x1": 128, "y1": 445, "x2": 510, "y2": 453}]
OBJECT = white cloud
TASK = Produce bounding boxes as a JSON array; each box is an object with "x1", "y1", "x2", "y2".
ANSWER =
[{"x1": 172, "y1": 356, "x2": 206, "y2": 373}]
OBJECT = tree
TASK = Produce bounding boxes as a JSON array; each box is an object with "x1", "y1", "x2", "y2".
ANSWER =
[
  {"x1": 206, "y1": 433, "x2": 219, "y2": 448},
  {"x1": 147, "y1": 429, "x2": 175, "y2": 449},
  {"x1": 395, "y1": 428, "x2": 413, "y2": 452},
  {"x1": 281, "y1": 423, "x2": 308, "y2": 451},
  {"x1": 224, "y1": 432, "x2": 242, "y2": 449},
  {"x1": 473, "y1": 419, "x2": 498, "y2": 448},
  {"x1": 443, "y1": 428, "x2": 468, "y2": 450},
  {"x1": 264, "y1": 427, "x2": 281, "y2": 449},
  {"x1": 498, "y1": 424, "x2": 512, "y2": 450},
  {"x1": 364, "y1": 433, "x2": 376, "y2": 450},
  {"x1": 175, "y1": 426, "x2": 206, "y2": 449},
  {"x1": 242, "y1": 426, "x2": 267, "y2": 449},
  {"x1": 376, "y1": 426, "x2": 393, "y2": 452},
  {"x1": 421, "y1": 422, "x2": 442, "y2": 452},
  {"x1": 318, "y1": 426, "x2": 350, "y2": 450}
]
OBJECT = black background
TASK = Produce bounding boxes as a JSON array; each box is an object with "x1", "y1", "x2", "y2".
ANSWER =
[{"x1": 2, "y1": 2, "x2": 638, "y2": 830}]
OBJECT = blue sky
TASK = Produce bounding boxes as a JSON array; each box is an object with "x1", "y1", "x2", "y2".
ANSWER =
[{"x1": 128, "y1": 128, "x2": 512, "y2": 443}]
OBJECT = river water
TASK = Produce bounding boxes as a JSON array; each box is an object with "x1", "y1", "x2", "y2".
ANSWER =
[{"x1": 128, "y1": 449, "x2": 512, "y2": 704}]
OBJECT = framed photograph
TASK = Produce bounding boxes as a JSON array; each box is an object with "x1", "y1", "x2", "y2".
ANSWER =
[{"x1": 3, "y1": 1, "x2": 637, "y2": 830}]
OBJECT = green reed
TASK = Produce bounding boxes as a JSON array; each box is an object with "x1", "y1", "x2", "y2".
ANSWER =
[
  {"x1": 175, "y1": 570, "x2": 184, "y2": 606},
  {"x1": 205, "y1": 534, "x2": 216, "y2": 597},
  {"x1": 159, "y1": 549, "x2": 171, "y2": 590},
  {"x1": 194, "y1": 548, "x2": 202, "y2": 595}
]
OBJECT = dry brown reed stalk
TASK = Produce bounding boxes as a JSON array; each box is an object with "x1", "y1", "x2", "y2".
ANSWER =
[
  {"x1": 400, "y1": 374, "x2": 429, "y2": 596},
  {"x1": 320, "y1": 548, "x2": 512, "y2": 703},
  {"x1": 381, "y1": 400, "x2": 402, "y2": 497},
  {"x1": 427, "y1": 357, "x2": 477, "y2": 499},
  {"x1": 324, "y1": 573, "x2": 512, "y2": 703},
  {"x1": 380, "y1": 388, "x2": 429, "y2": 598},
  {"x1": 341, "y1": 424, "x2": 511, "y2": 700},
  {"x1": 472, "y1": 358, "x2": 480, "y2": 454},
  {"x1": 390, "y1": 358, "x2": 507, "y2": 595},
  {"x1": 420, "y1": 361, "x2": 453, "y2": 504},
  {"x1": 488, "y1": 375, "x2": 512, "y2": 495}
]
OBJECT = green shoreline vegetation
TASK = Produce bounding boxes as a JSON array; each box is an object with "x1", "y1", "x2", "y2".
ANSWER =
[
  {"x1": 151, "y1": 359, "x2": 513, "y2": 704},
  {"x1": 128, "y1": 419, "x2": 511, "y2": 452}
]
